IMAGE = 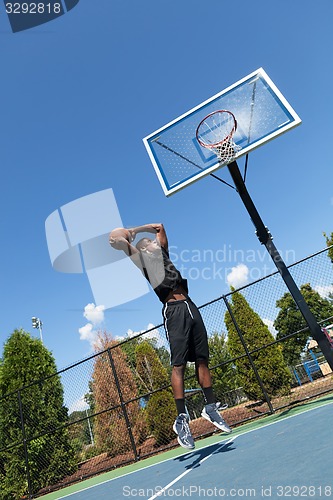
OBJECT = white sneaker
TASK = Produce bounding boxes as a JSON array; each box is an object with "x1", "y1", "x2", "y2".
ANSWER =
[
  {"x1": 173, "y1": 413, "x2": 195, "y2": 449},
  {"x1": 201, "y1": 402, "x2": 232, "y2": 433}
]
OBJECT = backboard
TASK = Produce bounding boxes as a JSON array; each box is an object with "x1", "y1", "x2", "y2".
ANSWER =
[{"x1": 143, "y1": 68, "x2": 301, "y2": 196}]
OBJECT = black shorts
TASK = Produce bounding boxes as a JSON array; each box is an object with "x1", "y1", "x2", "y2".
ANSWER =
[{"x1": 162, "y1": 298, "x2": 209, "y2": 366}]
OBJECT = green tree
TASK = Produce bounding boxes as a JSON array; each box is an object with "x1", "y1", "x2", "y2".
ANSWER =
[
  {"x1": 120, "y1": 335, "x2": 172, "y2": 386},
  {"x1": 135, "y1": 341, "x2": 176, "y2": 445},
  {"x1": 155, "y1": 345, "x2": 172, "y2": 377},
  {"x1": 323, "y1": 231, "x2": 333, "y2": 264},
  {"x1": 135, "y1": 341, "x2": 170, "y2": 394},
  {"x1": 225, "y1": 292, "x2": 291, "y2": 401},
  {"x1": 0, "y1": 329, "x2": 76, "y2": 499},
  {"x1": 274, "y1": 283, "x2": 333, "y2": 366},
  {"x1": 145, "y1": 390, "x2": 176, "y2": 445},
  {"x1": 84, "y1": 380, "x2": 95, "y2": 416},
  {"x1": 68, "y1": 409, "x2": 94, "y2": 461},
  {"x1": 183, "y1": 363, "x2": 197, "y2": 391},
  {"x1": 208, "y1": 332, "x2": 238, "y2": 401},
  {"x1": 120, "y1": 335, "x2": 142, "y2": 373},
  {"x1": 68, "y1": 410, "x2": 91, "y2": 445}
]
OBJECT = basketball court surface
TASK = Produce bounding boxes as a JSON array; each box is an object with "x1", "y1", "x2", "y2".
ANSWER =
[{"x1": 41, "y1": 396, "x2": 333, "y2": 499}]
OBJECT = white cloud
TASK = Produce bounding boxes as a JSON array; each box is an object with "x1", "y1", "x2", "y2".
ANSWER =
[
  {"x1": 314, "y1": 285, "x2": 333, "y2": 299},
  {"x1": 79, "y1": 303, "x2": 105, "y2": 348},
  {"x1": 227, "y1": 263, "x2": 249, "y2": 289},
  {"x1": 126, "y1": 328, "x2": 138, "y2": 339},
  {"x1": 83, "y1": 303, "x2": 105, "y2": 324},
  {"x1": 113, "y1": 323, "x2": 161, "y2": 344},
  {"x1": 113, "y1": 334, "x2": 125, "y2": 341},
  {"x1": 85, "y1": 318, "x2": 161, "y2": 347},
  {"x1": 126, "y1": 323, "x2": 160, "y2": 342},
  {"x1": 262, "y1": 318, "x2": 277, "y2": 337},
  {"x1": 69, "y1": 395, "x2": 89, "y2": 414},
  {"x1": 78, "y1": 323, "x2": 97, "y2": 345}
]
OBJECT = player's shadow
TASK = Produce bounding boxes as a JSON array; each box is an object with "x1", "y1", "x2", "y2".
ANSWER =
[
  {"x1": 174, "y1": 440, "x2": 235, "y2": 470},
  {"x1": 277, "y1": 394, "x2": 333, "y2": 419}
]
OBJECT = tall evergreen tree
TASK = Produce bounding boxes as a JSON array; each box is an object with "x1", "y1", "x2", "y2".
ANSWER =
[
  {"x1": 274, "y1": 283, "x2": 333, "y2": 366},
  {"x1": 120, "y1": 336, "x2": 172, "y2": 386},
  {"x1": 0, "y1": 329, "x2": 76, "y2": 499},
  {"x1": 225, "y1": 292, "x2": 291, "y2": 401},
  {"x1": 120, "y1": 335, "x2": 142, "y2": 374},
  {"x1": 135, "y1": 341, "x2": 175, "y2": 445},
  {"x1": 135, "y1": 340, "x2": 170, "y2": 394},
  {"x1": 208, "y1": 332, "x2": 238, "y2": 401}
]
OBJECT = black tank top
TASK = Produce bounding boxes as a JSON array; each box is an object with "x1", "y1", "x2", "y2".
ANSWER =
[{"x1": 140, "y1": 246, "x2": 188, "y2": 303}]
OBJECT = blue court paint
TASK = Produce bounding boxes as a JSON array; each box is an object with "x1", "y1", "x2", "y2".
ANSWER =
[{"x1": 56, "y1": 402, "x2": 333, "y2": 499}]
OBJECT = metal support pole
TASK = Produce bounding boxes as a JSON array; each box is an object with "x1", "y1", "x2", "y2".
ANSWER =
[
  {"x1": 38, "y1": 324, "x2": 43, "y2": 344},
  {"x1": 227, "y1": 160, "x2": 333, "y2": 370}
]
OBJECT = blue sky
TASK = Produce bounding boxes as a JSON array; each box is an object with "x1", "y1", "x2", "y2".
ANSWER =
[{"x1": 0, "y1": 0, "x2": 333, "y2": 371}]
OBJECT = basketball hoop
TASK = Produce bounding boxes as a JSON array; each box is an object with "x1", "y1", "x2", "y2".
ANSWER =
[{"x1": 196, "y1": 110, "x2": 241, "y2": 164}]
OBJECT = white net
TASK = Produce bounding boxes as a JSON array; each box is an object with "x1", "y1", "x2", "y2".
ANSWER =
[
  {"x1": 213, "y1": 139, "x2": 241, "y2": 164},
  {"x1": 196, "y1": 110, "x2": 241, "y2": 165}
]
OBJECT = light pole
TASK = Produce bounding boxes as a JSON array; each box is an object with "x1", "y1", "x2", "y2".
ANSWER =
[
  {"x1": 31, "y1": 317, "x2": 43, "y2": 343},
  {"x1": 79, "y1": 396, "x2": 94, "y2": 446},
  {"x1": 85, "y1": 408, "x2": 94, "y2": 446}
]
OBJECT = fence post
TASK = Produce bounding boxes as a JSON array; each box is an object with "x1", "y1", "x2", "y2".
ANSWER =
[
  {"x1": 18, "y1": 389, "x2": 33, "y2": 499},
  {"x1": 222, "y1": 295, "x2": 274, "y2": 414},
  {"x1": 106, "y1": 348, "x2": 139, "y2": 461}
]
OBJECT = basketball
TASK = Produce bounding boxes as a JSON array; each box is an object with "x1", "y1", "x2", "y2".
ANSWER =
[{"x1": 109, "y1": 227, "x2": 131, "y2": 248}]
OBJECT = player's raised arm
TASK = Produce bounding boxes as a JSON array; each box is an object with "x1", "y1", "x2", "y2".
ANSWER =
[{"x1": 129, "y1": 223, "x2": 168, "y2": 251}]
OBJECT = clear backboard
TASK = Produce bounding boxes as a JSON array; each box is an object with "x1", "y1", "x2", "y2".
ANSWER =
[{"x1": 143, "y1": 68, "x2": 301, "y2": 196}]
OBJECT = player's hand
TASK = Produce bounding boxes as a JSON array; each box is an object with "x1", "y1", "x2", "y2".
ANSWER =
[{"x1": 127, "y1": 228, "x2": 136, "y2": 242}]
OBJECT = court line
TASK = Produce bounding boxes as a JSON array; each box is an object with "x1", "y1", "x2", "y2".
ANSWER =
[
  {"x1": 56, "y1": 399, "x2": 333, "y2": 499},
  {"x1": 147, "y1": 437, "x2": 236, "y2": 500},
  {"x1": 56, "y1": 436, "x2": 235, "y2": 499}
]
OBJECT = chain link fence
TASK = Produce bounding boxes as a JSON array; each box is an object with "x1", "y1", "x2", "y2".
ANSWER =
[{"x1": 1, "y1": 247, "x2": 333, "y2": 499}]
